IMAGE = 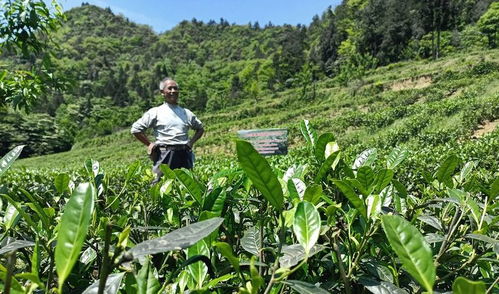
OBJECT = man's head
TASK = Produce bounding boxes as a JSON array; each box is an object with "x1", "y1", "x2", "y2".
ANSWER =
[{"x1": 159, "y1": 77, "x2": 179, "y2": 105}]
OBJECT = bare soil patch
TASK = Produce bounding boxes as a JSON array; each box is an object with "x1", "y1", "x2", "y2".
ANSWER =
[
  {"x1": 391, "y1": 75, "x2": 432, "y2": 91},
  {"x1": 473, "y1": 120, "x2": 499, "y2": 138}
]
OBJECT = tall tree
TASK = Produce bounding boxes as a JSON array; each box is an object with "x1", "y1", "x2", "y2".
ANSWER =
[
  {"x1": 0, "y1": 0, "x2": 67, "y2": 111},
  {"x1": 477, "y1": 2, "x2": 499, "y2": 48}
]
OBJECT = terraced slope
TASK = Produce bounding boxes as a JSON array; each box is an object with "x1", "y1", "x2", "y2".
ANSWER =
[{"x1": 15, "y1": 49, "x2": 499, "y2": 170}]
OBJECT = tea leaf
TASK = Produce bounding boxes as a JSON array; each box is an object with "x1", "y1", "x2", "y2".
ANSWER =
[
  {"x1": 55, "y1": 183, "x2": 96, "y2": 291},
  {"x1": 386, "y1": 147, "x2": 409, "y2": 170},
  {"x1": 0, "y1": 145, "x2": 24, "y2": 177},
  {"x1": 288, "y1": 178, "x2": 305, "y2": 201},
  {"x1": 333, "y1": 180, "x2": 367, "y2": 220},
  {"x1": 236, "y1": 140, "x2": 283, "y2": 210},
  {"x1": 373, "y1": 169, "x2": 394, "y2": 194},
  {"x1": 458, "y1": 161, "x2": 475, "y2": 184},
  {"x1": 136, "y1": 259, "x2": 160, "y2": 294},
  {"x1": 129, "y1": 217, "x2": 223, "y2": 259},
  {"x1": 357, "y1": 166, "x2": 375, "y2": 194},
  {"x1": 214, "y1": 242, "x2": 240, "y2": 272},
  {"x1": 54, "y1": 173, "x2": 70, "y2": 193},
  {"x1": 293, "y1": 201, "x2": 321, "y2": 255},
  {"x1": 465, "y1": 234, "x2": 498, "y2": 244},
  {"x1": 381, "y1": 215, "x2": 435, "y2": 293},
  {"x1": 0, "y1": 240, "x2": 35, "y2": 255},
  {"x1": 303, "y1": 184, "x2": 322, "y2": 205},
  {"x1": 82, "y1": 272, "x2": 125, "y2": 294},
  {"x1": 187, "y1": 240, "x2": 209, "y2": 288},
  {"x1": 279, "y1": 244, "x2": 325, "y2": 268},
  {"x1": 315, "y1": 133, "x2": 335, "y2": 162},
  {"x1": 241, "y1": 226, "x2": 262, "y2": 256},
  {"x1": 435, "y1": 155, "x2": 459, "y2": 186},
  {"x1": 175, "y1": 169, "x2": 203, "y2": 204},
  {"x1": 452, "y1": 277, "x2": 486, "y2": 294},
  {"x1": 314, "y1": 151, "x2": 341, "y2": 183},
  {"x1": 300, "y1": 119, "x2": 317, "y2": 148},
  {"x1": 283, "y1": 280, "x2": 330, "y2": 294},
  {"x1": 489, "y1": 177, "x2": 499, "y2": 199},
  {"x1": 418, "y1": 216, "x2": 443, "y2": 231},
  {"x1": 353, "y1": 148, "x2": 377, "y2": 169},
  {"x1": 359, "y1": 277, "x2": 408, "y2": 294}
]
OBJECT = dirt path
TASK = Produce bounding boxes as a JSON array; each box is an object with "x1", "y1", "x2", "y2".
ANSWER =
[
  {"x1": 473, "y1": 120, "x2": 499, "y2": 138},
  {"x1": 391, "y1": 75, "x2": 432, "y2": 91}
]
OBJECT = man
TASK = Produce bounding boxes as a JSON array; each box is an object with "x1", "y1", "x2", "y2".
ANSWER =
[{"x1": 131, "y1": 77, "x2": 204, "y2": 184}]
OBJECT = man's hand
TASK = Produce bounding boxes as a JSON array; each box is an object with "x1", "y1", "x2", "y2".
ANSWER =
[{"x1": 147, "y1": 143, "x2": 156, "y2": 155}]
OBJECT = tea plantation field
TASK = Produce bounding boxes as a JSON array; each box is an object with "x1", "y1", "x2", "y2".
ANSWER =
[{"x1": 1, "y1": 49, "x2": 498, "y2": 293}]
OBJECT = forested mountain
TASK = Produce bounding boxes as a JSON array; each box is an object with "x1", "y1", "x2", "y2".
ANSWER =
[{"x1": 1, "y1": 0, "x2": 497, "y2": 157}]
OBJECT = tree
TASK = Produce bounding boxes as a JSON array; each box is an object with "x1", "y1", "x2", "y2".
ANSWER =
[
  {"x1": 0, "y1": 0, "x2": 67, "y2": 112},
  {"x1": 477, "y1": 2, "x2": 499, "y2": 48}
]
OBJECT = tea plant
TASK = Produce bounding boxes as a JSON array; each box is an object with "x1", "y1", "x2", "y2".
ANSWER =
[{"x1": 0, "y1": 119, "x2": 497, "y2": 293}]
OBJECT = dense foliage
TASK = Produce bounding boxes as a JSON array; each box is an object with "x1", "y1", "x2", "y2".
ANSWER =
[{"x1": 0, "y1": 119, "x2": 497, "y2": 293}]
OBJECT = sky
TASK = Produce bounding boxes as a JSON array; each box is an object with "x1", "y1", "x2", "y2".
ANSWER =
[{"x1": 55, "y1": 0, "x2": 341, "y2": 33}]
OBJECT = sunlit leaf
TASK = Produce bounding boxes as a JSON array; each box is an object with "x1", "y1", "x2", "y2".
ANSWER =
[
  {"x1": 418, "y1": 216, "x2": 443, "y2": 231},
  {"x1": 0, "y1": 145, "x2": 24, "y2": 177},
  {"x1": 386, "y1": 147, "x2": 408, "y2": 170},
  {"x1": 288, "y1": 178, "x2": 306, "y2": 201},
  {"x1": 236, "y1": 140, "x2": 283, "y2": 210},
  {"x1": 300, "y1": 119, "x2": 317, "y2": 148},
  {"x1": 489, "y1": 177, "x2": 499, "y2": 199},
  {"x1": 366, "y1": 194, "x2": 381, "y2": 219},
  {"x1": 353, "y1": 148, "x2": 377, "y2": 169},
  {"x1": 82, "y1": 272, "x2": 125, "y2": 294},
  {"x1": 2, "y1": 202, "x2": 20, "y2": 231},
  {"x1": 458, "y1": 161, "x2": 475, "y2": 184},
  {"x1": 359, "y1": 277, "x2": 408, "y2": 294},
  {"x1": 211, "y1": 190, "x2": 227, "y2": 217},
  {"x1": 314, "y1": 133, "x2": 335, "y2": 162},
  {"x1": 0, "y1": 239, "x2": 35, "y2": 255},
  {"x1": 357, "y1": 166, "x2": 375, "y2": 194},
  {"x1": 55, "y1": 183, "x2": 96, "y2": 291},
  {"x1": 293, "y1": 201, "x2": 321, "y2": 255},
  {"x1": 80, "y1": 247, "x2": 97, "y2": 265},
  {"x1": 187, "y1": 240, "x2": 209, "y2": 288},
  {"x1": 465, "y1": 234, "x2": 498, "y2": 244},
  {"x1": 129, "y1": 217, "x2": 223, "y2": 259},
  {"x1": 381, "y1": 215, "x2": 435, "y2": 293},
  {"x1": 126, "y1": 161, "x2": 141, "y2": 182},
  {"x1": 373, "y1": 169, "x2": 394, "y2": 194},
  {"x1": 241, "y1": 226, "x2": 262, "y2": 256},
  {"x1": 466, "y1": 198, "x2": 481, "y2": 226},
  {"x1": 279, "y1": 244, "x2": 325, "y2": 268},
  {"x1": 202, "y1": 187, "x2": 223, "y2": 211},
  {"x1": 283, "y1": 280, "x2": 330, "y2": 294}
]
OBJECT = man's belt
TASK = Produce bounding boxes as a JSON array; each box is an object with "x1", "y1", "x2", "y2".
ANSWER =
[{"x1": 157, "y1": 144, "x2": 189, "y2": 151}]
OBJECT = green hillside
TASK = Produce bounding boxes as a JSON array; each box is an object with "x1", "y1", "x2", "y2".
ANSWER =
[{"x1": 14, "y1": 48, "x2": 499, "y2": 171}]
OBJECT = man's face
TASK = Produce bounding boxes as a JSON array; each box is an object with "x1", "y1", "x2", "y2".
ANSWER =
[{"x1": 162, "y1": 80, "x2": 179, "y2": 104}]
